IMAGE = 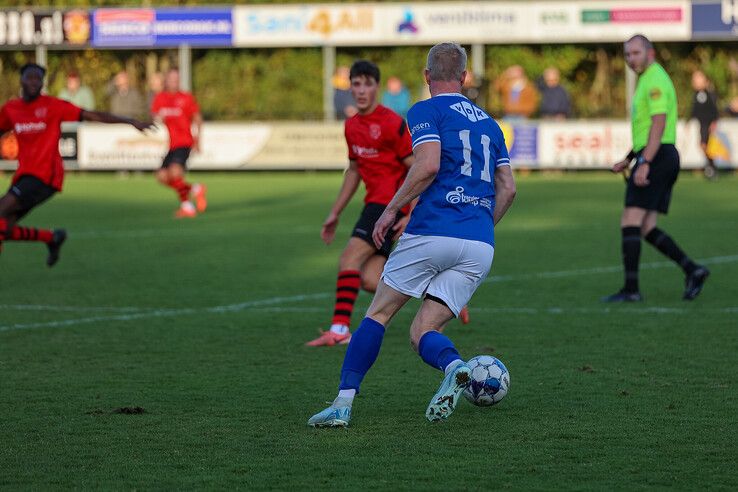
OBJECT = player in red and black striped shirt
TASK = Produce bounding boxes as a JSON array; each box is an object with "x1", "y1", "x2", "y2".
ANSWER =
[{"x1": 0, "y1": 63, "x2": 152, "y2": 266}]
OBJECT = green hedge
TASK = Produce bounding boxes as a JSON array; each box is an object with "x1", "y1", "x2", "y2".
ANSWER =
[{"x1": 0, "y1": 43, "x2": 736, "y2": 120}]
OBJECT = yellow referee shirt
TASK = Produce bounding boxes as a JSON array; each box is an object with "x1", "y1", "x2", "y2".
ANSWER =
[{"x1": 631, "y1": 62, "x2": 677, "y2": 152}]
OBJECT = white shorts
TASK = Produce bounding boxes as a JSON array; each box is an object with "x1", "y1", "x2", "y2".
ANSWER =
[{"x1": 381, "y1": 233, "x2": 495, "y2": 317}]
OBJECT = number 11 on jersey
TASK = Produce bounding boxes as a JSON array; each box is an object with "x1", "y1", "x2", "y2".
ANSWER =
[{"x1": 458, "y1": 130, "x2": 492, "y2": 182}]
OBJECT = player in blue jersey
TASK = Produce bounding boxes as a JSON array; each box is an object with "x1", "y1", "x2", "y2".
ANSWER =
[{"x1": 308, "y1": 43, "x2": 516, "y2": 427}]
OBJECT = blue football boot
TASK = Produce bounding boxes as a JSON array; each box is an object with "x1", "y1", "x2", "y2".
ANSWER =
[{"x1": 307, "y1": 397, "x2": 352, "y2": 428}]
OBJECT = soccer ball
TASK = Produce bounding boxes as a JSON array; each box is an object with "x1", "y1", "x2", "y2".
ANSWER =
[{"x1": 463, "y1": 355, "x2": 510, "y2": 406}]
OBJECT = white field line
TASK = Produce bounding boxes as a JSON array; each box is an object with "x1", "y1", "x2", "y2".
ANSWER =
[{"x1": 2, "y1": 254, "x2": 736, "y2": 333}]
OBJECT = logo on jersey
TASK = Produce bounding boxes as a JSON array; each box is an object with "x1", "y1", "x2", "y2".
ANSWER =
[
  {"x1": 34, "y1": 107, "x2": 48, "y2": 118},
  {"x1": 445, "y1": 186, "x2": 492, "y2": 209},
  {"x1": 14, "y1": 122, "x2": 46, "y2": 134},
  {"x1": 649, "y1": 88, "x2": 662, "y2": 100},
  {"x1": 409, "y1": 122, "x2": 430, "y2": 135},
  {"x1": 351, "y1": 144, "x2": 379, "y2": 158},
  {"x1": 158, "y1": 107, "x2": 184, "y2": 118},
  {"x1": 369, "y1": 123, "x2": 382, "y2": 140},
  {"x1": 450, "y1": 101, "x2": 489, "y2": 123}
]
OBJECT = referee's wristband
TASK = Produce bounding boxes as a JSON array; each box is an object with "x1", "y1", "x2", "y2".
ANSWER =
[{"x1": 636, "y1": 155, "x2": 651, "y2": 166}]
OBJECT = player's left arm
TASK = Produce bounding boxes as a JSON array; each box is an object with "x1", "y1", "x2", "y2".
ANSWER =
[
  {"x1": 372, "y1": 142, "x2": 440, "y2": 248},
  {"x1": 81, "y1": 110, "x2": 154, "y2": 132},
  {"x1": 492, "y1": 165, "x2": 516, "y2": 225},
  {"x1": 634, "y1": 113, "x2": 666, "y2": 187}
]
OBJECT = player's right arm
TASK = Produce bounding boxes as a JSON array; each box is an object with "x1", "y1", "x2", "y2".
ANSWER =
[
  {"x1": 321, "y1": 159, "x2": 361, "y2": 245},
  {"x1": 81, "y1": 110, "x2": 153, "y2": 132}
]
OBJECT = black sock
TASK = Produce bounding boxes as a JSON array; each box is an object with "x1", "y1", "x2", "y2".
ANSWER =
[
  {"x1": 622, "y1": 226, "x2": 641, "y2": 293},
  {"x1": 644, "y1": 227, "x2": 698, "y2": 275}
]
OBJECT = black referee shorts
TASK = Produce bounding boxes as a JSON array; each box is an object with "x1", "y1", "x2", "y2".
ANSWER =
[
  {"x1": 161, "y1": 147, "x2": 192, "y2": 169},
  {"x1": 8, "y1": 175, "x2": 57, "y2": 219},
  {"x1": 625, "y1": 144, "x2": 680, "y2": 214},
  {"x1": 351, "y1": 203, "x2": 403, "y2": 258}
]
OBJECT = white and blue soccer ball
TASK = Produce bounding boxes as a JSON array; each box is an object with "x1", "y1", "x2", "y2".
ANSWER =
[{"x1": 463, "y1": 355, "x2": 510, "y2": 406}]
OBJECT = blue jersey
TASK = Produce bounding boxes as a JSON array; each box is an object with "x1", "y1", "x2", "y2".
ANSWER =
[{"x1": 405, "y1": 93, "x2": 510, "y2": 246}]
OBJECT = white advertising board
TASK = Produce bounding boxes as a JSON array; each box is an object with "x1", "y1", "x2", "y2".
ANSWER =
[{"x1": 232, "y1": 1, "x2": 691, "y2": 47}]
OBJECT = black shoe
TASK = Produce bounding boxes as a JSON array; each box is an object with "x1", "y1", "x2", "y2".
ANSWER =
[
  {"x1": 46, "y1": 229, "x2": 67, "y2": 267},
  {"x1": 601, "y1": 290, "x2": 643, "y2": 303},
  {"x1": 683, "y1": 267, "x2": 710, "y2": 300}
]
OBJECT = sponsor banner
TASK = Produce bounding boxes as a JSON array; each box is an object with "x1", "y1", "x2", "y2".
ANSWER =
[
  {"x1": 499, "y1": 123, "x2": 539, "y2": 166},
  {"x1": 63, "y1": 120, "x2": 738, "y2": 171},
  {"x1": 543, "y1": 1, "x2": 690, "y2": 42},
  {"x1": 76, "y1": 122, "x2": 347, "y2": 170},
  {"x1": 692, "y1": 0, "x2": 738, "y2": 38},
  {"x1": 0, "y1": 9, "x2": 91, "y2": 46},
  {"x1": 233, "y1": 2, "x2": 690, "y2": 47},
  {"x1": 233, "y1": 5, "x2": 377, "y2": 46},
  {"x1": 92, "y1": 8, "x2": 232, "y2": 47},
  {"x1": 534, "y1": 120, "x2": 738, "y2": 169}
]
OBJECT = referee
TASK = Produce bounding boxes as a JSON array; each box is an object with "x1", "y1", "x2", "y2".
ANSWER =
[{"x1": 604, "y1": 34, "x2": 709, "y2": 302}]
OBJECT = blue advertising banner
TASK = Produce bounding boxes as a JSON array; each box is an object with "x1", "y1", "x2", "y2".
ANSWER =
[
  {"x1": 92, "y1": 8, "x2": 232, "y2": 47},
  {"x1": 692, "y1": 0, "x2": 738, "y2": 38}
]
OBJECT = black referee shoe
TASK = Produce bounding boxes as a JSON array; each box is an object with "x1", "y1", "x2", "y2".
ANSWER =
[
  {"x1": 46, "y1": 229, "x2": 67, "y2": 267},
  {"x1": 683, "y1": 267, "x2": 710, "y2": 301},
  {"x1": 601, "y1": 289, "x2": 643, "y2": 303}
]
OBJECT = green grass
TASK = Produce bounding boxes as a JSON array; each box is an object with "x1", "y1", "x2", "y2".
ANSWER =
[{"x1": 1, "y1": 171, "x2": 736, "y2": 490}]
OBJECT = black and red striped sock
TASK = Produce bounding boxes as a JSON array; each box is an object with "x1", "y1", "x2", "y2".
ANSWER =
[
  {"x1": 10, "y1": 226, "x2": 53, "y2": 243},
  {"x1": 168, "y1": 177, "x2": 192, "y2": 203},
  {"x1": 332, "y1": 270, "x2": 361, "y2": 328}
]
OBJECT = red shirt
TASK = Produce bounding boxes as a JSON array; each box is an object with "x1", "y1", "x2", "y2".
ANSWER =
[
  {"x1": 151, "y1": 91, "x2": 199, "y2": 150},
  {"x1": 0, "y1": 95, "x2": 81, "y2": 191},
  {"x1": 345, "y1": 105, "x2": 412, "y2": 207}
]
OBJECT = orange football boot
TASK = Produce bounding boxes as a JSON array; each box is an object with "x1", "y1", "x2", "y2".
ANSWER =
[
  {"x1": 305, "y1": 330, "x2": 352, "y2": 347},
  {"x1": 192, "y1": 183, "x2": 208, "y2": 213},
  {"x1": 459, "y1": 305, "x2": 470, "y2": 324}
]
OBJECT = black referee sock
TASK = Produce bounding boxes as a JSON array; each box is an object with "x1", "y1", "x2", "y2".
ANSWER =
[
  {"x1": 645, "y1": 227, "x2": 698, "y2": 275},
  {"x1": 621, "y1": 226, "x2": 642, "y2": 293}
]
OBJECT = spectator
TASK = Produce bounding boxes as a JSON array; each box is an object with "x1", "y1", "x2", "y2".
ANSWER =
[
  {"x1": 496, "y1": 65, "x2": 538, "y2": 120},
  {"x1": 690, "y1": 70, "x2": 720, "y2": 179},
  {"x1": 381, "y1": 76, "x2": 411, "y2": 119},
  {"x1": 333, "y1": 66, "x2": 357, "y2": 120},
  {"x1": 58, "y1": 70, "x2": 95, "y2": 110},
  {"x1": 108, "y1": 71, "x2": 144, "y2": 120},
  {"x1": 537, "y1": 67, "x2": 571, "y2": 120},
  {"x1": 462, "y1": 71, "x2": 487, "y2": 108},
  {"x1": 147, "y1": 71, "x2": 164, "y2": 110}
]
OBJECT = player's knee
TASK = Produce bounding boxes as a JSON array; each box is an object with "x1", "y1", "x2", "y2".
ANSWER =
[
  {"x1": 155, "y1": 170, "x2": 169, "y2": 184},
  {"x1": 361, "y1": 274, "x2": 377, "y2": 293}
]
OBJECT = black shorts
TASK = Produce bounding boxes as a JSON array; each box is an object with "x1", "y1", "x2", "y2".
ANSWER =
[
  {"x1": 8, "y1": 175, "x2": 56, "y2": 219},
  {"x1": 625, "y1": 144, "x2": 680, "y2": 214},
  {"x1": 162, "y1": 147, "x2": 191, "y2": 169},
  {"x1": 352, "y1": 203, "x2": 403, "y2": 258}
]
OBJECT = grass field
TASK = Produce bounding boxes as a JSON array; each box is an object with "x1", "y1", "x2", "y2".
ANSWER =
[{"x1": 1, "y1": 171, "x2": 736, "y2": 490}]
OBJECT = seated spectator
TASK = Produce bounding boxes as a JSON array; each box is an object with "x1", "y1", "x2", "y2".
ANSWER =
[
  {"x1": 496, "y1": 65, "x2": 538, "y2": 120},
  {"x1": 381, "y1": 76, "x2": 411, "y2": 119},
  {"x1": 332, "y1": 66, "x2": 357, "y2": 120},
  {"x1": 58, "y1": 70, "x2": 95, "y2": 110},
  {"x1": 147, "y1": 71, "x2": 164, "y2": 110},
  {"x1": 108, "y1": 71, "x2": 145, "y2": 120},
  {"x1": 537, "y1": 67, "x2": 571, "y2": 120}
]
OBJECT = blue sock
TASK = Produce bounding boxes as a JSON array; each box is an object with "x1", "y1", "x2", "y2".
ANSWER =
[
  {"x1": 339, "y1": 317, "x2": 385, "y2": 392},
  {"x1": 418, "y1": 331, "x2": 462, "y2": 372}
]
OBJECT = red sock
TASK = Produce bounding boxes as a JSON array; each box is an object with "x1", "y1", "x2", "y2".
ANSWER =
[
  {"x1": 0, "y1": 217, "x2": 7, "y2": 241},
  {"x1": 10, "y1": 226, "x2": 53, "y2": 243},
  {"x1": 332, "y1": 270, "x2": 361, "y2": 327},
  {"x1": 168, "y1": 177, "x2": 192, "y2": 203}
]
